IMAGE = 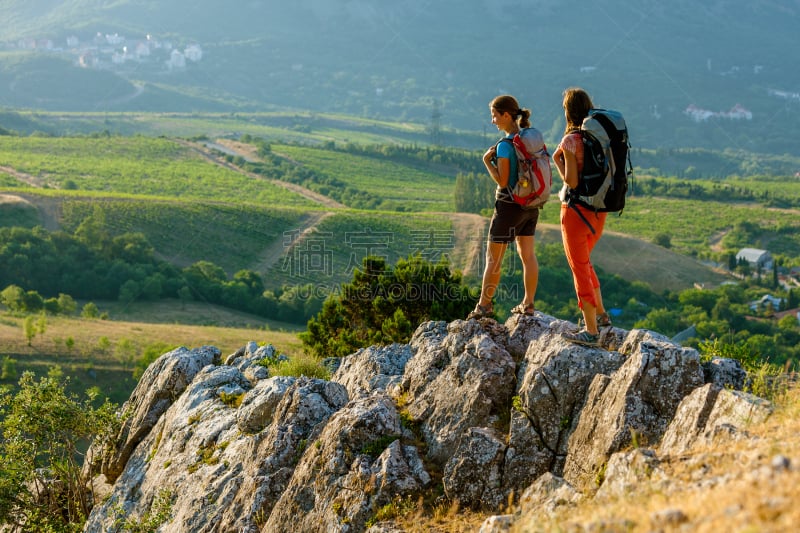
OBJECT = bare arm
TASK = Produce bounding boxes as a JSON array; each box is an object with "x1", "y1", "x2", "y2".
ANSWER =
[
  {"x1": 483, "y1": 145, "x2": 511, "y2": 187},
  {"x1": 553, "y1": 144, "x2": 579, "y2": 190}
]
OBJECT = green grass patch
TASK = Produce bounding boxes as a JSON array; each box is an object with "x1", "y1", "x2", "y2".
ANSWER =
[
  {"x1": 0, "y1": 136, "x2": 316, "y2": 207},
  {"x1": 260, "y1": 209, "x2": 458, "y2": 290},
  {"x1": 55, "y1": 195, "x2": 309, "y2": 274},
  {"x1": 269, "y1": 355, "x2": 330, "y2": 380},
  {"x1": 273, "y1": 143, "x2": 456, "y2": 212}
]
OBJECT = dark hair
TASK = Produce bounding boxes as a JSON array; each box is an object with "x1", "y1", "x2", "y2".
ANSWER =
[
  {"x1": 490, "y1": 94, "x2": 532, "y2": 128},
  {"x1": 562, "y1": 87, "x2": 594, "y2": 134}
]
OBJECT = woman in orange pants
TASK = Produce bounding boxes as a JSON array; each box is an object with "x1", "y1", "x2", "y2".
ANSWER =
[{"x1": 552, "y1": 87, "x2": 611, "y2": 346}]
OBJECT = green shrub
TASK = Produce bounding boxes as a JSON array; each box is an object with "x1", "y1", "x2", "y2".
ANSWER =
[
  {"x1": 271, "y1": 358, "x2": 330, "y2": 380},
  {"x1": 0, "y1": 372, "x2": 119, "y2": 530},
  {"x1": 301, "y1": 254, "x2": 473, "y2": 359}
]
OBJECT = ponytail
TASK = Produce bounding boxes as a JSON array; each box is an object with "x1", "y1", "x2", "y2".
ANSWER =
[{"x1": 518, "y1": 108, "x2": 531, "y2": 129}]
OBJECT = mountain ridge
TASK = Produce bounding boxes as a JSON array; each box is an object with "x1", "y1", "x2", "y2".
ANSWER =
[{"x1": 0, "y1": 0, "x2": 798, "y2": 155}]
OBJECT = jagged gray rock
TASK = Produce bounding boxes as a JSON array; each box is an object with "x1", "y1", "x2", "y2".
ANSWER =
[
  {"x1": 595, "y1": 448, "x2": 667, "y2": 499},
  {"x1": 89, "y1": 345, "x2": 220, "y2": 484},
  {"x1": 263, "y1": 393, "x2": 427, "y2": 533},
  {"x1": 702, "y1": 357, "x2": 747, "y2": 390},
  {"x1": 400, "y1": 319, "x2": 516, "y2": 464},
  {"x1": 222, "y1": 377, "x2": 349, "y2": 532},
  {"x1": 505, "y1": 331, "x2": 626, "y2": 491},
  {"x1": 85, "y1": 364, "x2": 347, "y2": 532},
  {"x1": 332, "y1": 343, "x2": 413, "y2": 398},
  {"x1": 659, "y1": 383, "x2": 773, "y2": 455},
  {"x1": 81, "y1": 316, "x2": 773, "y2": 533},
  {"x1": 236, "y1": 375, "x2": 296, "y2": 434},
  {"x1": 562, "y1": 338, "x2": 705, "y2": 487},
  {"x1": 443, "y1": 427, "x2": 507, "y2": 508},
  {"x1": 478, "y1": 514, "x2": 514, "y2": 533},
  {"x1": 518, "y1": 472, "x2": 583, "y2": 515}
]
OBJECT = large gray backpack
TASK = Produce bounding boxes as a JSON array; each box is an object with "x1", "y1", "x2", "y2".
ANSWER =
[
  {"x1": 570, "y1": 109, "x2": 631, "y2": 213},
  {"x1": 499, "y1": 127, "x2": 552, "y2": 209}
]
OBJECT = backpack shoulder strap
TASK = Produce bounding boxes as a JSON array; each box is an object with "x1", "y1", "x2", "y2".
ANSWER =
[
  {"x1": 589, "y1": 111, "x2": 622, "y2": 142},
  {"x1": 495, "y1": 136, "x2": 518, "y2": 158},
  {"x1": 493, "y1": 137, "x2": 517, "y2": 170}
]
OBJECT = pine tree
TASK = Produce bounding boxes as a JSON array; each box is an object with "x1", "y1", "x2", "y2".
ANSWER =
[{"x1": 301, "y1": 255, "x2": 474, "y2": 359}]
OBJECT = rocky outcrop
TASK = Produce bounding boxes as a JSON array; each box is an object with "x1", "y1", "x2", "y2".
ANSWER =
[
  {"x1": 85, "y1": 345, "x2": 221, "y2": 484},
  {"x1": 562, "y1": 339, "x2": 705, "y2": 486},
  {"x1": 400, "y1": 320, "x2": 516, "y2": 465},
  {"x1": 82, "y1": 314, "x2": 773, "y2": 533},
  {"x1": 659, "y1": 383, "x2": 773, "y2": 456}
]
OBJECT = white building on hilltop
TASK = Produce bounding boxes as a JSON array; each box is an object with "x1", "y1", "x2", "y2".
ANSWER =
[{"x1": 736, "y1": 248, "x2": 773, "y2": 271}]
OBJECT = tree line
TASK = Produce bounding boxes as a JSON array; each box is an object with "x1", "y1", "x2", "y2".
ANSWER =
[
  {"x1": 3, "y1": 201, "x2": 798, "y2": 366},
  {"x1": 0, "y1": 211, "x2": 325, "y2": 325},
  {"x1": 221, "y1": 135, "x2": 484, "y2": 212}
]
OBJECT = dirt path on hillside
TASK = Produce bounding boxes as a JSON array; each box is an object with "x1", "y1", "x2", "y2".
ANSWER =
[
  {"x1": 2, "y1": 193, "x2": 62, "y2": 231},
  {"x1": 0, "y1": 165, "x2": 45, "y2": 188},
  {"x1": 174, "y1": 139, "x2": 349, "y2": 276},
  {"x1": 708, "y1": 229, "x2": 730, "y2": 253},
  {"x1": 212, "y1": 139, "x2": 262, "y2": 162},
  {"x1": 248, "y1": 211, "x2": 335, "y2": 276},
  {"x1": 449, "y1": 212, "x2": 488, "y2": 278},
  {"x1": 174, "y1": 139, "x2": 346, "y2": 209}
]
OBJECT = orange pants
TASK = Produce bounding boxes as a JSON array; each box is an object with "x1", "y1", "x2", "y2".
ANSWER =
[{"x1": 561, "y1": 204, "x2": 607, "y2": 309}]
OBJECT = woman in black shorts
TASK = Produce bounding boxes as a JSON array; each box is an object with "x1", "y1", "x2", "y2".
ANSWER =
[{"x1": 467, "y1": 94, "x2": 540, "y2": 319}]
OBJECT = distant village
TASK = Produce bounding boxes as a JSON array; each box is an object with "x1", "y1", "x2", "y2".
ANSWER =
[
  {"x1": 3, "y1": 32, "x2": 203, "y2": 72},
  {"x1": 735, "y1": 247, "x2": 800, "y2": 324},
  {"x1": 683, "y1": 103, "x2": 753, "y2": 123},
  {"x1": 581, "y1": 59, "x2": 799, "y2": 124}
]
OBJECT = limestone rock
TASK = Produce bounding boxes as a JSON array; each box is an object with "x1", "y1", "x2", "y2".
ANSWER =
[
  {"x1": 84, "y1": 371, "x2": 347, "y2": 533},
  {"x1": 401, "y1": 320, "x2": 516, "y2": 464},
  {"x1": 80, "y1": 317, "x2": 776, "y2": 532},
  {"x1": 562, "y1": 339, "x2": 704, "y2": 487},
  {"x1": 595, "y1": 448, "x2": 667, "y2": 499},
  {"x1": 443, "y1": 427, "x2": 507, "y2": 508},
  {"x1": 506, "y1": 331, "x2": 626, "y2": 491},
  {"x1": 236, "y1": 375, "x2": 296, "y2": 434},
  {"x1": 504, "y1": 312, "x2": 557, "y2": 361},
  {"x1": 95, "y1": 345, "x2": 220, "y2": 483},
  {"x1": 478, "y1": 514, "x2": 515, "y2": 533},
  {"x1": 518, "y1": 472, "x2": 583, "y2": 515},
  {"x1": 702, "y1": 357, "x2": 747, "y2": 390},
  {"x1": 660, "y1": 383, "x2": 773, "y2": 455},
  {"x1": 264, "y1": 393, "x2": 428, "y2": 533},
  {"x1": 332, "y1": 343, "x2": 413, "y2": 398}
]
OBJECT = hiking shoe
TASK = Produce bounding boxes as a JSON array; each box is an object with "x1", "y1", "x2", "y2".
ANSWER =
[
  {"x1": 597, "y1": 312, "x2": 612, "y2": 328},
  {"x1": 511, "y1": 303, "x2": 535, "y2": 316},
  {"x1": 467, "y1": 303, "x2": 494, "y2": 320},
  {"x1": 563, "y1": 330, "x2": 601, "y2": 347},
  {"x1": 578, "y1": 312, "x2": 612, "y2": 329}
]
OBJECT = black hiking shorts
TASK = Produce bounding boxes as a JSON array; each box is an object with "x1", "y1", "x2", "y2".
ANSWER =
[{"x1": 488, "y1": 200, "x2": 540, "y2": 243}]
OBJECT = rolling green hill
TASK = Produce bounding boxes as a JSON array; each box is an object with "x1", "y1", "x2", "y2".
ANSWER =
[
  {"x1": 5, "y1": 125, "x2": 796, "y2": 292},
  {"x1": 2, "y1": 121, "x2": 799, "y2": 392},
  {"x1": 0, "y1": 1, "x2": 798, "y2": 155},
  {"x1": 1, "y1": 118, "x2": 798, "y2": 338}
]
